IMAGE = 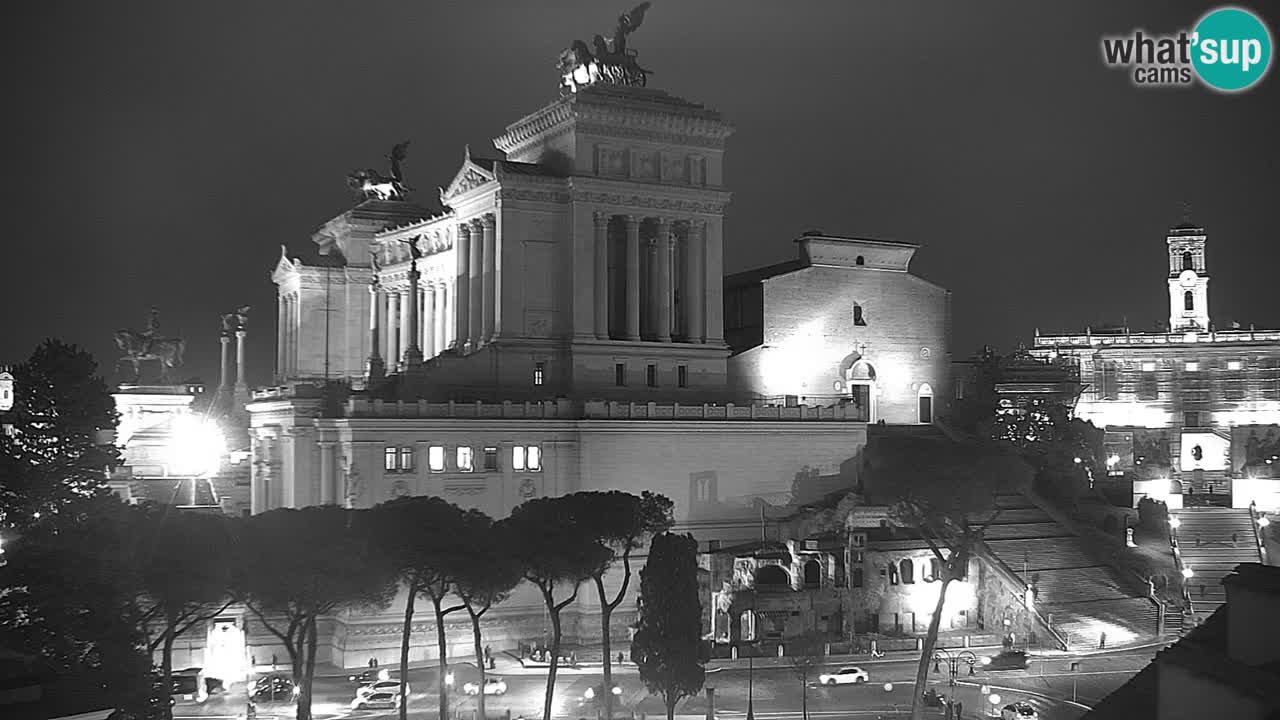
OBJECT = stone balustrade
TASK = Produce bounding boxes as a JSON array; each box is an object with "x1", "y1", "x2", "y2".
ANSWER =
[
  {"x1": 1035, "y1": 329, "x2": 1280, "y2": 348},
  {"x1": 337, "y1": 397, "x2": 869, "y2": 421}
]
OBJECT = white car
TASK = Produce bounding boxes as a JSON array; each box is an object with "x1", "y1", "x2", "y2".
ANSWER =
[
  {"x1": 351, "y1": 691, "x2": 400, "y2": 710},
  {"x1": 463, "y1": 677, "x2": 508, "y2": 696},
  {"x1": 357, "y1": 680, "x2": 408, "y2": 699},
  {"x1": 818, "y1": 666, "x2": 869, "y2": 685},
  {"x1": 1002, "y1": 701, "x2": 1039, "y2": 720}
]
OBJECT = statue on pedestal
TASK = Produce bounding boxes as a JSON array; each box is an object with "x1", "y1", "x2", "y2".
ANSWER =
[
  {"x1": 114, "y1": 308, "x2": 186, "y2": 383},
  {"x1": 347, "y1": 141, "x2": 411, "y2": 201},
  {"x1": 220, "y1": 306, "x2": 252, "y2": 336},
  {"x1": 559, "y1": 3, "x2": 653, "y2": 93}
]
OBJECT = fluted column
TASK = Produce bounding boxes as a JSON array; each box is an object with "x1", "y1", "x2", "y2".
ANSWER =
[
  {"x1": 234, "y1": 329, "x2": 248, "y2": 394},
  {"x1": 481, "y1": 214, "x2": 496, "y2": 342},
  {"x1": 469, "y1": 219, "x2": 484, "y2": 348},
  {"x1": 593, "y1": 212, "x2": 609, "y2": 339},
  {"x1": 387, "y1": 291, "x2": 400, "y2": 368},
  {"x1": 423, "y1": 284, "x2": 436, "y2": 358},
  {"x1": 685, "y1": 221, "x2": 705, "y2": 343},
  {"x1": 656, "y1": 218, "x2": 673, "y2": 343},
  {"x1": 219, "y1": 333, "x2": 232, "y2": 397},
  {"x1": 319, "y1": 441, "x2": 335, "y2": 505},
  {"x1": 403, "y1": 262, "x2": 423, "y2": 368},
  {"x1": 276, "y1": 296, "x2": 286, "y2": 381},
  {"x1": 624, "y1": 215, "x2": 641, "y2": 341},
  {"x1": 285, "y1": 295, "x2": 296, "y2": 376},
  {"x1": 366, "y1": 285, "x2": 384, "y2": 382},
  {"x1": 455, "y1": 225, "x2": 471, "y2": 349},
  {"x1": 437, "y1": 283, "x2": 449, "y2": 352}
]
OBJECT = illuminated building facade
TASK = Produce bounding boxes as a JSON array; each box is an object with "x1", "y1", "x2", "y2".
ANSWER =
[{"x1": 1031, "y1": 223, "x2": 1280, "y2": 510}]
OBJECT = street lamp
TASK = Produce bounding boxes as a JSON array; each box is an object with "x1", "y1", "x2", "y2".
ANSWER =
[
  {"x1": 746, "y1": 654, "x2": 755, "y2": 720},
  {"x1": 988, "y1": 693, "x2": 1001, "y2": 716},
  {"x1": 1182, "y1": 566, "x2": 1195, "y2": 579},
  {"x1": 169, "y1": 414, "x2": 226, "y2": 477},
  {"x1": 1169, "y1": 516, "x2": 1182, "y2": 529},
  {"x1": 932, "y1": 649, "x2": 977, "y2": 717}
]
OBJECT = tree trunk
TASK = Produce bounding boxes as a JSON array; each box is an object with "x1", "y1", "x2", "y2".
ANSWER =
[
  {"x1": 595, "y1": 576, "x2": 615, "y2": 720},
  {"x1": 400, "y1": 586, "x2": 416, "y2": 720},
  {"x1": 433, "y1": 596, "x2": 451, "y2": 720},
  {"x1": 470, "y1": 609, "x2": 486, "y2": 720},
  {"x1": 801, "y1": 668, "x2": 808, "y2": 720},
  {"x1": 161, "y1": 609, "x2": 177, "y2": 720},
  {"x1": 298, "y1": 616, "x2": 318, "y2": 720},
  {"x1": 542, "y1": 589, "x2": 563, "y2": 720},
  {"x1": 910, "y1": 577, "x2": 953, "y2": 720},
  {"x1": 665, "y1": 694, "x2": 676, "y2": 720}
]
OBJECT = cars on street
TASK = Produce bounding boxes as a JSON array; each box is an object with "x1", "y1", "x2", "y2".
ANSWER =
[
  {"x1": 250, "y1": 675, "x2": 297, "y2": 701},
  {"x1": 980, "y1": 650, "x2": 1030, "y2": 671},
  {"x1": 463, "y1": 677, "x2": 508, "y2": 695},
  {"x1": 357, "y1": 679, "x2": 408, "y2": 699},
  {"x1": 348, "y1": 669, "x2": 389, "y2": 685},
  {"x1": 818, "y1": 666, "x2": 869, "y2": 685},
  {"x1": 351, "y1": 691, "x2": 401, "y2": 710},
  {"x1": 1002, "y1": 701, "x2": 1039, "y2": 719}
]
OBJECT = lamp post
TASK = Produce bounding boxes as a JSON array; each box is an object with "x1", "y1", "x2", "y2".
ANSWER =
[
  {"x1": 932, "y1": 649, "x2": 977, "y2": 718},
  {"x1": 746, "y1": 654, "x2": 754, "y2": 720}
]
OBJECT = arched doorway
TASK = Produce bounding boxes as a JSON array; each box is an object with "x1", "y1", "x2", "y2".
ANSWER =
[
  {"x1": 843, "y1": 359, "x2": 877, "y2": 422},
  {"x1": 754, "y1": 564, "x2": 791, "y2": 590},
  {"x1": 917, "y1": 383, "x2": 934, "y2": 424},
  {"x1": 803, "y1": 559, "x2": 821, "y2": 588}
]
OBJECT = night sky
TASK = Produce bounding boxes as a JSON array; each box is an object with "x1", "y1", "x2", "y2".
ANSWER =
[{"x1": 4, "y1": 1, "x2": 1278, "y2": 387}]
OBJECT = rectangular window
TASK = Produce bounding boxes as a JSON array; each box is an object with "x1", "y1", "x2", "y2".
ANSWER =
[
  {"x1": 1142, "y1": 361, "x2": 1157, "y2": 372},
  {"x1": 1228, "y1": 360, "x2": 1243, "y2": 371},
  {"x1": 456, "y1": 446, "x2": 473, "y2": 472},
  {"x1": 1138, "y1": 370, "x2": 1158, "y2": 401},
  {"x1": 483, "y1": 447, "x2": 499, "y2": 471},
  {"x1": 615, "y1": 362, "x2": 626, "y2": 386},
  {"x1": 647, "y1": 364, "x2": 657, "y2": 387},
  {"x1": 384, "y1": 447, "x2": 397, "y2": 472},
  {"x1": 513, "y1": 445, "x2": 526, "y2": 471},
  {"x1": 678, "y1": 365, "x2": 688, "y2": 388},
  {"x1": 428, "y1": 445, "x2": 445, "y2": 472},
  {"x1": 398, "y1": 447, "x2": 414, "y2": 472},
  {"x1": 1185, "y1": 361, "x2": 1200, "y2": 372},
  {"x1": 527, "y1": 445, "x2": 542, "y2": 471},
  {"x1": 1184, "y1": 412, "x2": 1200, "y2": 428},
  {"x1": 534, "y1": 362, "x2": 545, "y2": 386},
  {"x1": 1097, "y1": 361, "x2": 1118, "y2": 400}
]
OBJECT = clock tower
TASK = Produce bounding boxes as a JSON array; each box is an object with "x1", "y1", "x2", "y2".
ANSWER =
[{"x1": 1167, "y1": 223, "x2": 1209, "y2": 331}]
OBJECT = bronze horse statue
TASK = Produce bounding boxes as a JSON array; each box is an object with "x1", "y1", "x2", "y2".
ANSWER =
[{"x1": 114, "y1": 329, "x2": 185, "y2": 382}]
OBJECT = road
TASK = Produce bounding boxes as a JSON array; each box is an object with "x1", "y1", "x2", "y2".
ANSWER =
[{"x1": 175, "y1": 646, "x2": 1161, "y2": 720}]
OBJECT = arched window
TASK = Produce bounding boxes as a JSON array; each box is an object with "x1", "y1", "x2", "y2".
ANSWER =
[
  {"x1": 928, "y1": 558, "x2": 941, "y2": 582},
  {"x1": 1184, "y1": 291, "x2": 1194, "y2": 311},
  {"x1": 855, "y1": 255, "x2": 865, "y2": 266},
  {"x1": 899, "y1": 559, "x2": 915, "y2": 584},
  {"x1": 888, "y1": 565, "x2": 899, "y2": 585},
  {"x1": 803, "y1": 559, "x2": 821, "y2": 588},
  {"x1": 853, "y1": 304, "x2": 867, "y2": 326},
  {"x1": 852, "y1": 567, "x2": 864, "y2": 588},
  {"x1": 754, "y1": 565, "x2": 790, "y2": 590},
  {"x1": 1183, "y1": 251, "x2": 1194, "y2": 271}
]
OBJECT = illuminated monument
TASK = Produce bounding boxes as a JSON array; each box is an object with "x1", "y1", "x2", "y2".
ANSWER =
[
  {"x1": 1032, "y1": 221, "x2": 1280, "y2": 511},
  {"x1": 245, "y1": 4, "x2": 952, "y2": 667}
]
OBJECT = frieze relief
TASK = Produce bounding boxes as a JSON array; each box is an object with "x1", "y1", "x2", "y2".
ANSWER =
[
  {"x1": 571, "y1": 190, "x2": 726, "y2": 215},
  {"x1": 497, "y1": 188, "x2": 572, "y2": 205},
  {"x1": 444, "y1": 482, "x2": 486, "y2": 496}
]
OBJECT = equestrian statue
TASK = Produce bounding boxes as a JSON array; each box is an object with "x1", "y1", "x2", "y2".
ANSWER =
[
  {"x1": 347, "y1": 141, "x2": 411, "y2": 201},
  {"x1": 558, "y1": 2, "x2": 653, "y2": 91},
  {"x1": 114, "y1": 307, "x2": 186, "y2": 383}
]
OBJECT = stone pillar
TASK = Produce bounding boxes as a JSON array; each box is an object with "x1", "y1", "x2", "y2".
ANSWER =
[
  {"x1": 234, "y1": 329, "x2": 249, "y2": 401},
  {"x1": 367, "y1": 285, "x2": 384, "y2": 383},
  {"x1": 704, "y1": 217, "x2": 725, "y2": 344},
  {"x1": 387, "y1": 291, "x2": 400, "y2": 368},
  {"x1": 423, "y1": 284, "x2": 436, "y2": 358},
  {"x1": 625, "y1": 215, "x2": 641, "y2": 341},
  {"x1": 455, "y1": 225, "x2": 471, "y2": 350},
  {"x1": 285, "y1": 295, "x2": 296, "y2": 377},
  {"x1": 219, "y1": 333, "x2": 233, "y2": 398},
  {"x1": 593, "y1": 211, "x2": 610, "y2": 339},
  {"x1": 685, "y1": 221, "x2": 705, "y2": 343},
  {"x1": 469, "y1": 219, "x2": 484, "y2": 349},
  {"x1": 403, "y1": 263, "x2": 423, "y2": 369},
  {"x1": 435, "y1": 284, "x2": 448, "y2": 354},
  {"x1": 318, "y1": 441, "x2": 335, "y2": 505},
  {"x1": 275, "y1": 296, "x2": 286, "y2": 382},
  {"x1": 481, "y1": 214, "x2": 497, "y2": 342},
  {"x1": 656, "y1": 218, "x2": 673, "y2": 343}
]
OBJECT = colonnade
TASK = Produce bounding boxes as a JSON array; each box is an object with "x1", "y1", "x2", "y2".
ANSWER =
[
  {"x1": 371, "y1": 280, "x2": 455, "y2": 371},
  {"x1": 595, "y1": 213, "x2": 708, "y2": 343}
]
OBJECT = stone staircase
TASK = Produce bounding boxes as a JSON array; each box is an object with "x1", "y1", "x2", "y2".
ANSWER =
[
  {"x1": 1174, "y1": 507, "x2": 1263, "y2": 617},
  {"x1": 1180, "y1": 469, "x2": 1233, "y2": 507},
  {"x1": 978, "y1": 494, "x2": 1159, "y2": 649}
]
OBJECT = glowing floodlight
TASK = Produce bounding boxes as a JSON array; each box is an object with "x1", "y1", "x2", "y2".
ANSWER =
[
  {"x1": 1182, "y1": 566, "x2": 1194, "y2": 579},
  {"x1": 1259, "y1": 516, "x2": 1271, "y2": 528},
  {"x1": 882, "y1": 682, "x2": 893, "y2": 692},
  {"x1": 584, "y1": 688, "x2": 595, "y2": 700},
  {"x1": 445, "y1": 672, "x2": 455, "y2": 687},
  {"x1": 1169, "y1": 516, "x2": 1182, "y2": 529},
  {"x1": 988, "y1": 693, "x2": 1001, "y2": 706},
  {"x1": 612, "y1": 686, "x2": 622, "y2": 696},
  {"x1": 168, "y1": 414, "x2": 226, "y2": 477}
]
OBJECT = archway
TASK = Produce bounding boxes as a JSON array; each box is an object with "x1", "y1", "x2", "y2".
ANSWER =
[
  {"x1": 754, "y1": 564, "x2": 790, "y2": 590},
  {"x1": 841, "y1": 358, "x2": 877, "y2": 422},
  {"x1": 803, "y1": 559, "x2": 821, "y2": 588}
]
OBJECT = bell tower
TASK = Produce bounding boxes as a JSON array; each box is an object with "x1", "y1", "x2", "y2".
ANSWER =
[{"x1": 1167, "y1": 222, "x2": 1209, "y2": 331}]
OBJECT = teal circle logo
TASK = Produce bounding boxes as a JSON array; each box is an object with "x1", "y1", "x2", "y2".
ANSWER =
[{"x1": 1192, "y1": 7, "x2": 1273, "y2": 92}]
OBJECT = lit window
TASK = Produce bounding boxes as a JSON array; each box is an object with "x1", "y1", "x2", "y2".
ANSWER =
[
  {"x1": 1228, "y1": 360, "x2": 1243, "y2": 371},
  {"x1": 384, "y1": 447, "x2": 397, "y2": 472},
  {"x1": 647, "y1": 364, "x2": 657, "y2": 387},
  {"x1": 1185, "y1": 361, "x2": 1199, "y2": 372},
  {"x1": 513, "y1": 446, "x2": 526, "y2": 471},
  {"x1": 513, "y1": 445, "x2": 542, "y2": 472},
  {"x1": 398, "y1": 447, "x2": 414, "y2": 472},
  {"x1": 534, "y1": 362, "x2": 545, "y2": 386},
  {"x1": 456, "y1": 446, "x2": 473, "y2": 472},
  {"x1": 483, "y1": 447, "x2": 498, "y2": 471},
  {"x1": 1142, "y1": 362, "x2": 1156, "y2": 372},
  {"x1": 678, "y1": 365, "x2": 688, "y2": 388},
  {"x1": 428, "y1": 446, "x2": 445, "y2": 472},
  {"x1": 527, "y1": 445, "x2": 542, "y2": 471}
]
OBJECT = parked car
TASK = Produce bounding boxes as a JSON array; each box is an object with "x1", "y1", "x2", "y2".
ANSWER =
[
  {"x1": 1002, "y1": 701, "x2": 1039, "y2": 719},
  {"x1": 351, "y1": 691, "x2": 401, "y2": 710},
  {"x1": 818, "y1": 666, "x2": 869, "y2": 685},
  {"x1": 463, "y1": 677, "x2": 508, "y2": 695},
  {"x1": 980, "y1": 650, "x2": 1029, "y2": 671},
  {"x1": 348, "y1": 669, "x2": 389, "y2": 685},
  {"x1": 250, "y1": 675, "x2": 297, "y2": 701},
  {"x1": 357, "y1": 679, "x2": 408, "y2": 699},
  {"x1": 921, "y1": 689, "x2": 945, "y2": 708}
]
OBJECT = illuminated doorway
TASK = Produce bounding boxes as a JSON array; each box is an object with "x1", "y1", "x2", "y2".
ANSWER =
[
  {"x1": 845, "y1": 361, "x2": 877, "y2": 422},
  {"x1": 205, "y1": 616, "x2": 247, "y2": 688}
]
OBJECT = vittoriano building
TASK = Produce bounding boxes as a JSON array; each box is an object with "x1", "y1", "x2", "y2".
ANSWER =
[{"x1": 1032, "y1": 223, "x2": 1280, "y2": 511}]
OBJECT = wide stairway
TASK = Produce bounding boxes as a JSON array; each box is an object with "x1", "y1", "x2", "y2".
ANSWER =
[
  {"x1": 979, "y1": 494, "x2": 1159, "y2": 649},
  {"x1": 1174, "y1": 507, "x2": 1263, "y2": 617}
]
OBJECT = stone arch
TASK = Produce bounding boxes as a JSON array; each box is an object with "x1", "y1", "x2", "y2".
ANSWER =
[
  {"x1": 856, "y1": 255, "x2": 865, "y2": 266},
  {"x1": 900, "y1": 558, "x2": 915, "y2": 584},
  {"x1": 1184, "y1": 291, "x2": 1194, "y2": 311},
  {"x1": 754, "y1": 564, "x2": 790, "y2": 589},
  {"x1": 917, "y1": 383, "x2": 934, "y2": 424},
  {"x1": 803, "y1": 559, "x2": 821, "y2": 587}
]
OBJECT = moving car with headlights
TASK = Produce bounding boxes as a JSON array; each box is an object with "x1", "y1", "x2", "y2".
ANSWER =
[
  {"x1": 250, "y1": 675, "x2": 297, "y2": 701},
  {"x1": 818, "y1": 666, "x2": 869, "y2": 685},
  {"x1": 351, "y1": 691, "x2": 401, "y2": 710},
  {"x1": 1002, "y1": 701, "x2": 1039, "y2": 719},
  {"x1": 348, "y1": 669, "x2": 389, "y2": 685},
  {"x1": 579, "y1": 682, "x2": 624, "y2": 706},
  {"x1": 357, "y1": 680, "x2": 408, "y2": 699},
  {"x1": 463, "y1": 677, "x2": 508, "y2": 696},
  {"x1": 980, "y1": 650, "x2": 1029, "y2": 671}
]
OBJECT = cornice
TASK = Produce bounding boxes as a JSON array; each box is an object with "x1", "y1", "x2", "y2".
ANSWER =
[{"x1": 570, "y1": 187, "x2": 729, "y2": 216}]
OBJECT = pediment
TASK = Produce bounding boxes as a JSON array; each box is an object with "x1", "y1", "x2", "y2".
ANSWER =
[
  {"x1": 440, "y1": 150, "x2": 496, "y2": 203},
  {"x1": 271, "y1": 245, "x2": 299, "y2": 283}
]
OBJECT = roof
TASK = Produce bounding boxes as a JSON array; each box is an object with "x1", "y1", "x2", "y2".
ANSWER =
[
  {"x1": 724, "y1": 259, "x2": 807, "y2": 288},
  {"x1": 795, "y1": 232, "x2": 919, "y2": 249}
]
